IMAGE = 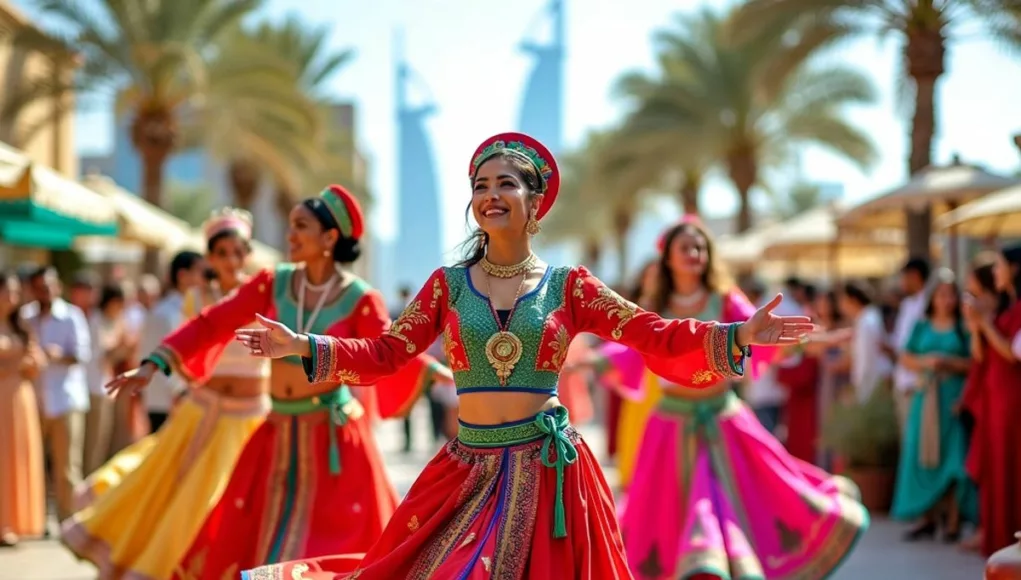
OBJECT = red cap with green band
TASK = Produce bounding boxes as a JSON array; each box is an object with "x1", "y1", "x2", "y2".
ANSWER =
[
  {"x1": 319, "y1": 185, "x2": 364, "y2": 241},
  {"x1": 468, "y1": 132, "x2": 560, "y2": 220}
]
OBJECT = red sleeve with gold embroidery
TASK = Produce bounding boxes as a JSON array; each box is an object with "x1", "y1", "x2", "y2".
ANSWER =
[
  {"x1": 566, "y1": 266, "x2": 745, "y2": 388},
  {"x1": 302, "y1": 268, "x2": 447, "y2": 386},
  {"x1": 346, "y1": 290, "x2": 441, "y2": 419},
  {"x1": 151, "y1": 269, "x2": 274, "y2": 383}
]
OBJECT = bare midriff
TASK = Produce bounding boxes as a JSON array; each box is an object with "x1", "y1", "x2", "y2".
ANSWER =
[
  {"x1": 660, "y1": 380, "x2": 732, "y2": 400},
  {"x1": 202, "y1": 375, "x2": 267, "y2": 399},
  {"x1": 457, "y1": 391, "x2": 561, "y2": 425},
  {"x1": 270, "y1": 360, "x2": 333, "y2": 401}
]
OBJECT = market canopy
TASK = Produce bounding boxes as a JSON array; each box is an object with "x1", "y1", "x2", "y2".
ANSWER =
[
  {"x1": 83, "y1": 174, "x2": 197, "y2": 249},
  {"x1": 0, "y1": 141, "x2": 117, "y2": 248},
  {"x1": 936, "y1": 183, "x2": 1021, "y2": 238},
  {"x1": 838, "y1": 162, "x2": 1018, "y2": 230}
]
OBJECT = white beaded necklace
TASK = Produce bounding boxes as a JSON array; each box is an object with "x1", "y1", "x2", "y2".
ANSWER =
[
  {"x1": 670, "y1": 288, "x2": 707, "y2": 309},
  {"x1": 297, "y1": 265, "x2": 341, "y2": 334}
]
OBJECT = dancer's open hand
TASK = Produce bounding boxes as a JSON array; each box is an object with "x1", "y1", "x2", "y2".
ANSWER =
[
  {"x1": 235, "y1": 314, "x2": 304, "y2": 358},
  {"x1": 736, "y1": 294, "x2": 815, "y2": 347},
  {"x1": 105, "y1": 363, "x2": 156, "y2": 397}
]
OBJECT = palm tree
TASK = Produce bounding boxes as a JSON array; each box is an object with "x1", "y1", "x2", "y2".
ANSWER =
[
  {"x1": 730, "y1": 0, "x2": 1021, "y2": 257},
  {"x1": 611, "y1": 8, "x2": 878, "y2": 233},
  {"x1": 244, "y1": 16, "x2": 364, "y2": 211},
  {"x1": 195, "y1": 24, "x2": 328, "y2": 211},
  {"x1": 545, "y1": 130, "x2": 648, "y2": 283},
  {"x1": 4, "y1": 0, "x2": 261, "y2": 272},
  {"x1": 6, "y1": 0, "x2": 261, "y2": 209}
]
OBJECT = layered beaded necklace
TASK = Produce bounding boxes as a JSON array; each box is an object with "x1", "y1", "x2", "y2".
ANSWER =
[{"x1": 479, "y1": 252, "x2": 536, "y2": 385}]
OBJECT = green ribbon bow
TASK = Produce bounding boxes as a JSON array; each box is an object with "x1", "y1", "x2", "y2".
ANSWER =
[
  {"x1": 534, "y1": 406, "x2": 578, "y2": 539},
  {"x1": 322, "y1": 388, "x2": 354, "y2": 475}
]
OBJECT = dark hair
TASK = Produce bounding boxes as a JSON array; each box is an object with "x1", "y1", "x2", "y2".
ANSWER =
[
  {"x1": 1, "y1": 271, "x2": 28, "y2": 344},
  {"x1": 455, "y1": 150, "x2": 544, "y2": 268},
  {"x1": 924, "y1": 273, "x2": 966, "y2": 346},
  {"x1": 969, "y1": 252, "x2": 997, "y2": 297},
  {"x1": 26, "y1": 265, "x2": 55, "y2": 285},
  {"x1": 902, "y1": 257, "x2": 931, "y2": 284},
  {"x1": 820, "y1": 289, "x2": 842, "y2": 325},
  {"x1": 99, "y1": 283, "x2": 125, "y2": 311},
  {"x1": 998, "y1": 244, "x2": 1021, "y2": 314},
  {"x1": 300, "y1": 198, "x2": 361, "y2": 264},
  {"x1": 168, "y1": 251, "x2": 204, "y2": 290},
  {"x1": 625, "y1": 260, "x2": 657, "y2": 305},
  {"x1": 207, "y1": 228, "x2": 252, "y2": 254},
  {"x1": 803, "y1": 283, "x2": 818, "y2": 304},
  {"x1": 71, "y1": 270, "x2": 100, "y2": 290},
  {"x1": 784, "y1": 276, "x2": 803, "y2": 290},
  {"x1": 841, "y1": 280, "x2": 873, "y2": 307},
  {"x1": 651, "y1": 221, "x2": 732, "y2": 314},
  {"x1": 398, "y1": 285, "x2": 413, "y2": 298}
]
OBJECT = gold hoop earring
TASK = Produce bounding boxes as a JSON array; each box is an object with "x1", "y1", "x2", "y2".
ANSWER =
[{"x1": 526, "y1": 213, "x2": 541, "y2": 236}]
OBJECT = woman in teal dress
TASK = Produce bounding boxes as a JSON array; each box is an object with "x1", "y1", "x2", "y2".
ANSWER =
[{"x1": 892, "y1": 271, "x2": 976, "y2": 542}]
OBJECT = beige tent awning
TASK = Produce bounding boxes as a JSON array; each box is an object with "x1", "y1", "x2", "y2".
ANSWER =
[
  {"x1": 838, "y1": 163, "x2": 1018, "y2": 230},
  {"x1": 937, "y1": 183, "x2": 1021, "y2": 238},
  {"x1": 83, "y1": 174, "x2": 198, "y2": 249}
]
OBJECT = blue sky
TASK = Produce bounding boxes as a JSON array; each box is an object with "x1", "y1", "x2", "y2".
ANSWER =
[{"x1": 18, "y1": 0, "x2": 1021, "y2": 255}]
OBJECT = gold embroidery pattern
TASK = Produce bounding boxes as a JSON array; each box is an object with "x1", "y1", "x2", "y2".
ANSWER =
[
  {"x1": 388, "y1": 300, "x2": 429, "y2": 354},
  {"x1": 587, "y1": 286, "x2": 638, "y2": 340},
  {"x1": 572, "y1": 277, "x2": 584, "y2": 299},
  {"x1": 443, "y1": 324, "x2": 468, "y2": 372},
  {"x1": 333, "y1": 369, "x2": 361, "y2": 384},
  {"x1": 430, "y1": 277, "x2": 443, "y2": 309},
  {"x1": 691, "y1": 370, "x2": 716, "y2": 385},
  {"x1": 408, "y1": 515, "x2": 420, "y2": 532},
  {"x1": 543, "y1": 325, "x2": 570, "y2": 369},
  {"x1": 459, "y1": 532, "x2": 477, "y2": 547}
]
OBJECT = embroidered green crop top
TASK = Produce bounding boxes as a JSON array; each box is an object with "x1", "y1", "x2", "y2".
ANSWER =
[{"x1": 301, "y1": 265, "x2": 748, "y2": 394}]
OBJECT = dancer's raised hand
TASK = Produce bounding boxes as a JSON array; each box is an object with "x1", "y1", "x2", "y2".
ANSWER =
[
  {"x1": 736, "y1": 294, "x2": 815, "y2": 347},
  {"x1": 235, "y1": 314, "x2": 305, "y2": 358}
]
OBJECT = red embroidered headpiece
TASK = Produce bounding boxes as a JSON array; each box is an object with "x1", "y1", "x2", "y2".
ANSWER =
[
  {"x1": 319, "y1": 185, "x2": 365, "y2": 241},
  {"x1": 656, "y1": 214, "x2": 705, "y2": 252},
  {"x1": 468, "y1": 132, "x2": 560, "y2": 220}
]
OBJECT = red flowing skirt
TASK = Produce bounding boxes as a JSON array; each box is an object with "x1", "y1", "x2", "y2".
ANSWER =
[
  {"x1": 172, "y1": 408, "x2": 397, "y2": 579},
  {"x1": 242, "y1": 427, "x2": 630, "y2": 579}
]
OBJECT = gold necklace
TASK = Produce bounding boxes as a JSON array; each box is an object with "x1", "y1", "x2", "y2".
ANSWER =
[
  {"x1": 484, "y1": 272, "x2": 528, "y2": 386},
  {"x1": 479, "y1": 253, "x2": 537, "y2": 279}
]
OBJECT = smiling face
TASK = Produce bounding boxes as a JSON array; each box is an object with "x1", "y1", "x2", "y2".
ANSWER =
[
  {"x1": 470, "y1": 153, "x2": 543, "y2": 238},
  {"x1": 208, "y1": 232, "x2": 250, "y2": 284},
  {"x1": 287, "y1": 203, "x2": 338, "y2": 263},
  {"x1": 666, "y1": 226, "x2": 709, "y2": 278}
]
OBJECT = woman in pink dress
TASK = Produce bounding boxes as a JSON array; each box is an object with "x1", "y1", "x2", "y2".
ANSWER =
[{"x1": 619, "y1": 218, "x2": 868, "y2": 580}]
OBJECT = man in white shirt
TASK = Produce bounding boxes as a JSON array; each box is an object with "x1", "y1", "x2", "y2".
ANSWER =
[
  {"x1": 840, "y1": 281, "x2": 893, "y2": 404},
  {"x1": 139, "y1": 251, "x2": 205, "y2": 432},
  {"x1": 889, "y1": 258, "x2": 931, "y2": 435},
  {"x1": 22, "y1": 266, "x2": 92, "y2": 521}
]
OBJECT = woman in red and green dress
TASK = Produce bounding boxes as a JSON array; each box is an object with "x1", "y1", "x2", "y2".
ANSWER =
[
  {"x1": 105, "y1": 186, "x2": 448, "y2": 579},
  {"x1": 234, "y1": 132, "x2": 814, "y2": 579}
]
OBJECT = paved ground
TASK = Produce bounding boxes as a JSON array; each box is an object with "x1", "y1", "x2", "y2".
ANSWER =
[{"x1": 0, "y1": 404, "x2": 987, "y2": 579}]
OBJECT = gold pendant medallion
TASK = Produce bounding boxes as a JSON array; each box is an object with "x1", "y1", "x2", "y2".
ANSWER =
[{"x1": 485, "y1": 330, "x2": 523, "y2": 385}]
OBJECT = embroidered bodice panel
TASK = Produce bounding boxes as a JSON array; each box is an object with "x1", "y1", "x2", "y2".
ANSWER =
[{"x1": 440, "y1": 265, "x2": 570, "y2": 394}]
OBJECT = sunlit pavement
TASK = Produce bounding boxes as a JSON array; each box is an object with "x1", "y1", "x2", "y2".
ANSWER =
[{"x1": 0, "y1": 401, "x2": 985, "y2": 579}]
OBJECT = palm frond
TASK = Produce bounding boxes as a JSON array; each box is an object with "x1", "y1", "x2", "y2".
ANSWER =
[{"x1": 782, "y1": 110, "x2": 878, "y2": 170}]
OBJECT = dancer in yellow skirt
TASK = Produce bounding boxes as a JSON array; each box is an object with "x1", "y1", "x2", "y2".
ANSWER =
[{"x1": 62, "y1": 208, "x2": 271, "y2": 579}]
